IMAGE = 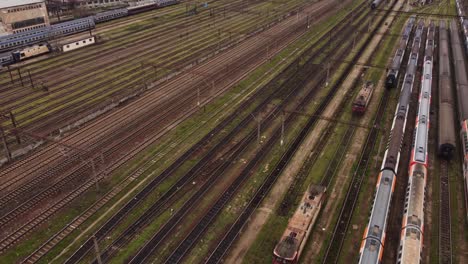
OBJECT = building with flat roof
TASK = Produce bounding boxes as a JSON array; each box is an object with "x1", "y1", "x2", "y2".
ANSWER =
[{"x1": 0, "y1": 0, "x2": 50, "y2": 35}]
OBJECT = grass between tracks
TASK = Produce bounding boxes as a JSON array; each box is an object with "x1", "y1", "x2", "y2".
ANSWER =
[
  {"x1": 7, "y1": 13, "x2": 259, "y2": 122},
  {"x1": 236, "y1": 8, "x2": 398, "y2": 264},
  {"x1": 429, "y1": 142, "x2": 441, "y2": 264},
  {"x1": 0, "y1": 0, "x2": 306, "y2": 133},
  {"x1": 448, "y1": 154, "x2": 465, "y2": 263},
  {"x1": 419, "y1": 1, "x2": 465, "y2": 263},
  {"x1": 113, "y1": 1, "x2": 373, "y2": 262},
  {"x1": 335, "y1": 13, "x2": 409, "y2": 263},
  {"x1": 0, "y1": 4, "x2": 312, "y2": 262},
  {"x1": 142, "y1": 9, "x2": 365, "y2": 261},
  {"x1": 242, "y1": 3, "x2": 413, "y2": 263}
]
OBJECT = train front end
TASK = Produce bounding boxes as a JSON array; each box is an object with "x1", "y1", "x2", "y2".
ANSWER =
[{"x1": 273, "y1": 239, "x2": 298, "y2": 264}]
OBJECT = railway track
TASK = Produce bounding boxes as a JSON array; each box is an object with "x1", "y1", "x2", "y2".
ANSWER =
[
  {"x1": 147, "y1": 2, "x2": 393, "y2": 263},
  {"x1": 0, "y1": 0, "x2": 311, "y2": 219},
  {"x1": 320, "y1": 3, "x2": 410, "y2": 263},
  {"x1": 439, "y1": 159, "x2": 452, "y2": 263},
  {"x1": 0, "y1": 0, "x2": 258, "y2": 160},
  {"x1": 64, "y1": 3, "x2": 362, "y2": 263},
  {"x1": 277, "y1": 78, "x2": 360, "y2": 216},
  {"x1": 203, "y1": 13, "x2": 385, "y2": 262},
  {"x1": 23, "y1": 10, "x2": 291, "y2": 134},
  {"x1": 0, "y1": 1, "x2": 308, "y2": 173},
  {"x1": 0, "y1": 0, "x2": 330, "y2": 258},
  {"x1": 322, "y1": 87, "x2": 389, "y2": 263},
  {"x1": 0, "y1": 0, "x2": 306, "y2": 190},
  {"x1": 0, "y1": 33, "x2": 288, "y2": 249},
  {"x1": 0, "y1": 0, "x2": 298, "y2": 133},
  {"x1": 20, "y1": 46, "x2": 304, "y2": 264},
  {"x1": 0, "y1": 0, "x2": 258, "y2": 87}
]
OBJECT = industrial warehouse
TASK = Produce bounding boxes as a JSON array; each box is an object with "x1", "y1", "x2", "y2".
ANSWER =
[{"x1": 0, "y1": 0, "x2": 467, "y2": 263}]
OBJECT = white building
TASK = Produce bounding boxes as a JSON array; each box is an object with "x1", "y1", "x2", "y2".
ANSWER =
[{"x1": 0, "y1": 0, "x2": 50, "y2": 35}]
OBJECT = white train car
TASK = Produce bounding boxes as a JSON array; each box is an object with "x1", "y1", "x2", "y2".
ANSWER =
[
  {"x1": 396, "y1": 21, "x2": 434, "y2": 264},
  {"x1": 63, "y1": 36, "x2": 96, "y2": 52}
]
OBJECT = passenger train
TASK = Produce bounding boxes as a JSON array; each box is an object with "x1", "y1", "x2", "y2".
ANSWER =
[
  {"x1": 0, "y1": 0, "x2": 179, "y2": 67},
  {"x1": 396, "y1": 21, "x2": 434, "y2": 264},
  {"x1": 385, "y1": 18, "x2": 415, "y2": 89},
  {"x1": 358, "y1": 18, "x2": 423, "y2": 264}
]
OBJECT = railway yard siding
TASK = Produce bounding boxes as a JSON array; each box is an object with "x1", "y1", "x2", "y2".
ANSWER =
[{"x1": 1, "y1": 0, "x2": 468, "y2": 263}]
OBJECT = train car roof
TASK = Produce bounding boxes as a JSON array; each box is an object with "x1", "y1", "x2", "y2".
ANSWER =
[
  {"x1": 274, "y1": 235, "x2": 298, "y2": 260},
  {"x1": 360, "y1": 238, "x2": 381, "y2": 264},
  {"x1": 0, "y1": 0, "x2": 44, "y2": 9}
]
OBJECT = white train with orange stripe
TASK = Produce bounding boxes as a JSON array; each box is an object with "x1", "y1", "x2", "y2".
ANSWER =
[
  {"x1": 396, "y1": 21, "x2": 434, "y2": 264},
  {"x1": 358, "y1": 19, "x2": 424, "y2": 264}
]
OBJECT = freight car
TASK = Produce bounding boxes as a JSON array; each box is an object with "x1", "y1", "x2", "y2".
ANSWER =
[
  {"x1": 438, "y1": 21, "x2": 457, "y2": 159},
  {"x1": 358, "y1": 19, "x2": 424, "y2": 264},
  {"x1": 385, "y1": 17, "x2": 415, "y2": 89},
  {"x1": 352, "y1": 81, "x2": 374, "y2": 114},
  {"x1": 450, "y1": 20, "x2": 468, "y2": 220},
  {"x1": 396, "y1": 21, "x2": 434, "y2": 264},
  {"x1": 273, "y1": 185, "x2": 326, "y2": 264}
]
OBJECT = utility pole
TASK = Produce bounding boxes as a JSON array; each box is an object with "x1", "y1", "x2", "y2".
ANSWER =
[
  {"x1": 281, "y1": 111, "x2": 285, "y2": 147},
  {"x1": 0, "y1": 126, "x2": 12, "y2": 162},
  {"x1": 27, "y1": 69, "x2": 35, "y2": 89},
  {"x1": 91, "y1": 160, "x2": 99, "y2": 192},
  {"x1": 7, "y1": 66, "x2": 14, "y2": 84},
  {"x1": 251, "y1": 113, "x2": 261, "y2": 144},
  {"x1": 353, "y1": 32, "x2": 357, "y2": 51},
  {"x1": 9, "y1": 112, "x2": 20, "y2": 144},
  {"x1": 326, "y1": 63, "x2": 330, "y2": 87},
  {"x1": 88, "y1": 19, "x2": 92, "y2": 37},
  {"x1": 17, "y1": 68, "x2": 24, "y2": 87},
  {"x1": 92, "y1": 235, "x2": 103, "y2": 264}
]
